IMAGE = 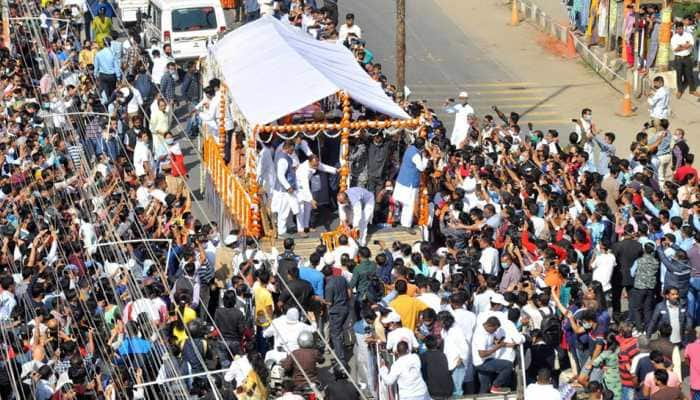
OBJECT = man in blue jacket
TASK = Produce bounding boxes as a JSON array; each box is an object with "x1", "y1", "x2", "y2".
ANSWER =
[{"x1": 646, "y1": 287, "x2": 693, "y2": 345}]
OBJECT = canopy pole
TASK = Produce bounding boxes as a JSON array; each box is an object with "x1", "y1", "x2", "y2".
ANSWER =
[{"x1": 339, "y1": 91, "x2": 351, "y2": 193}]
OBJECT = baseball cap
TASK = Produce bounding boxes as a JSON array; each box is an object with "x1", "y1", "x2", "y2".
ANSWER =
[
  {"x1": 381, "y1": 311, "x2": 401, "y2": 324},
  {"x1": 223, "y1": 234, "x2": 238, "y2": 246},
  {"x1": 322, "y1": 253, "x2": 335, "y2": 266},
  {"x1": 458, "y1": 91, "x2": 469, "y2": 98},
  {"x1": 490, "y1": 293, "x2": 510, "y2": 306}
]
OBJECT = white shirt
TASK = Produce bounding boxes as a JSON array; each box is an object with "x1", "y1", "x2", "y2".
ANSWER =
[
  {"x1": 332, "y1": 239, "x2": 359, "y2": 267},
  {"x1": 133, "y1": 140, "x2": 153, "y2": 177},
  {"x1": 379, "y1": 353, "x2": 429, "y2": 399},
  {"x1": 447, "y1": 103, "x2": 475, "y2": 147},
  {"x1": 296, "y1": 160, "x2": 336, "y2": 203},
  {"x1": 671, "y1": 31, "x2": 695, "y2": 57},
  {"x1": 211, "y1": 90, "x2": 235, "y2": 131},
  {"x1": 443, "y1": 326, "x2": 470, "y2": 370},
  {"x1": 257, "y1": 146, "x2": 276, "y2": 196},
  {"x1": 531, "y1": 216, "x2": 546, "y2": 238},
  {"x1": 648, "y1": 86, "x2": 670, "y2": 120},
  {"x1": 480, "y1": 246, "x2": 500, "y2": 276},
  {"x1": 275, "y1": 156, "x2": 293, "y2": 191},
  {"x1": 151, "y1": 56, "x2": 168, "y2": 84},
  {"x1": 473, "y1": 289, "x2": 495, "y2": 315},
  {"x1": 386, "y1": 327, "x2": 419, "y2": 352},
  {"x1": 417, "y1": 292, "x2": 442, "y2": 312},
  {"x1": 123, "y1": 86, "x2": 143, "y2": 115},
  {"x1": 0, "y1": 290, "x2": 16, "y2": 321},
  {"x1": 472, "y1": 327, "x2": 504, "y2": 366},
  {"x1": 338, "y1": 187, "x2": 374, "y2": 226},
  {"x1": 592, "y1": 252, "x2": 616, "y2": 292},
  {"x1": 449, "y1": 306, "x2": 477, "y2": 343},
  {"x1": 262, "y1": 316, "x2": 316, "y2": 353},
  {"x1": 338, "y1": 23, "x2": 362, "y2": 44},
  {"x1": 524, "y1": 383, "x2": 561, "y2": 400}
]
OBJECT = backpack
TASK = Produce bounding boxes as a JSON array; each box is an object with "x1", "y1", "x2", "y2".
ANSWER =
[
  {"x1": 538, "y1": 308, "x2": 562, "y2": 348},
  {"x1": 366, "y1": 272, "x2": 385, "y2": 303}
]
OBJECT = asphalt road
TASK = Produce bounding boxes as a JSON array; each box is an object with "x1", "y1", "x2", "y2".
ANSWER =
[{"x1": 340, "y1": 0, "x2": 570, "y2": 134}]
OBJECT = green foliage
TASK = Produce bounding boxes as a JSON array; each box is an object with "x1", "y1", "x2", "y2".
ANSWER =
[{"x1": 673, "y1": 1, "x2": 700, "y2": 19}]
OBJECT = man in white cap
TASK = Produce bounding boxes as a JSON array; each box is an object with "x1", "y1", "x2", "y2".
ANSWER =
[
  {"x1": 383, "y1": 310, "x2": 419, "y2": 352},
  {"x1": 262, "y1": 307, "x2": 316, "y2": 362},
  {"x1": 444, "y1": 91, "x2": 475, "y2": 147}
]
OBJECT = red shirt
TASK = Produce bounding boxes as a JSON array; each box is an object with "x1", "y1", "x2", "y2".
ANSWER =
[{"x1": 674, "y1": 165, "x2": 698, "y2": 184}]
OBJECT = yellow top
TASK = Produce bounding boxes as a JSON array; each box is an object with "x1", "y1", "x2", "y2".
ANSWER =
[
  {"x1": 390, "y1": 294, "x2": 428, "y2": 332},
  {"x1": 253, "y1": 282, "x2": 273, "y2": 328},
  {"x1": 172, "y1": 306, "x2": 197, "y2": 345}
]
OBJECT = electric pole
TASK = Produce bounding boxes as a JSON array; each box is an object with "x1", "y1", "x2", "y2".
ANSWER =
[{"x1": 396, "y1": 0, "x2": 406, "y2": 100}]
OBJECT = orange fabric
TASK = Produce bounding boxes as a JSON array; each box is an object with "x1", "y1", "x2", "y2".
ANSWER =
[
  {"x1": 169, "y1": 152, "x2": 187, "y2": 177},
  {"x1": 544, "y1": 268, "x2": 564, "y2": 290}
]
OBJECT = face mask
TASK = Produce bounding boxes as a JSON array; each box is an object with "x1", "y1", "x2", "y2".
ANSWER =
[
  {"x1": 165, "y1": 138, "x2": 174, "y2": 145},
  {"x1": 583, "y1": 115, "x2": 592, "y2": 122},
  {"x1": 582, "y1": 322, "x2": 592, "y2": 330}
]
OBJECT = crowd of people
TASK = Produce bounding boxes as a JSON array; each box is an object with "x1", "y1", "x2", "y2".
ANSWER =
[{"x1": 1, "y1": 0, "x2": 700, "y2": 400}]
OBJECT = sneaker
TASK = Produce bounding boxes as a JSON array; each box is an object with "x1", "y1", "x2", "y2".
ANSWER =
[{"x1": 490, "y1": 386, "x2": 510, "y2": 394}]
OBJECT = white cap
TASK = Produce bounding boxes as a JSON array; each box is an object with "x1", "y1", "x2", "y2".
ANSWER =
[
  {"x1": 323, "y1": 252, "x2": 335, "y2": 266},
  {"x1": 223, "y1": 234, "x2": 238, "y2": 246},
  {"x1": 381, "y1": 311, "x2": 402, "y2": 324},
  {"x1": 458, "y1": 91, "x2": 469, "y2": 98},
  {"x1": 286, "y1": 308, "x2": 299, "y2": 323},
  {"x1": 490, "y1": 293, "x2": 510, "y2": 306}
]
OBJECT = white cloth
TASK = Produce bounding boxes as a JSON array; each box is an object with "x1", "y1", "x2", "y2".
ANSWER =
[
  {"x1": 296, "y1": 160, "x2": 336, "y2": 203},
  {"x1": 473, "y1": 289, "x2": 496, "y2": 315},
  {"x1": 151, "y1": 56, "x2": 168, "y2": 84},
  {"x1": 449, "y1": 306, "x2": 476, "y2": 343},
  {"x1": 262, "y1": 315, "x2": 315, "y2": 353},
  {"x1": 133, "y1": 140, "x2": 153, "y2": 177},
  {"x1": 524, "y1": 383, "x2": 561, "y2": 400},
  {"x1": 211, "y1": 90, "x2": 235, "y2": 131},
  {"x1": 479, "y1": 246, "x2": 500, "y2": 276},
  {"x1": 417, "y1": 293, "x2": 442, "y2": 312},
  {"x1": 648, "y1": 86, "x2": 670, "y2": 120},
  {"x1": 472, "y1": 327, "x2": 505, "y2": 367},
  {"x1": 442, "y1": 326, "x2": 470, "y2": 370},
  {"x1": 394, "y1": 153, "x2": 429, "y2": 227},
  {"x1": 379, "y1": 354, "x2": 429, "y2": 400},
  {"x1": 591, "y1": 252, "x2": 616, "y2": 292},
  {"x1": 339, "y1": 187, "x2": 374, "y2": 245},
  {"x1": 257, "y1": 146, "x2": 276, "y2": 199},
  {"x1": 210, "y1": 16, "x2": 409, "y2": 126},
  {"x1": 448, "y1": 103, "x2": 475, "y2": 146},
  {"x1": 671, "y1": 32, "x2": 695, "y2": 57},
  {"x1": 332, "y1": 240, "x2": 359, "y2": 267},
  {"x1": 386, "y1": 327, "x2": 419, "y2": 352},
  {"x1": 338, "y1": 23, "x2": 362, "y2": 44}
]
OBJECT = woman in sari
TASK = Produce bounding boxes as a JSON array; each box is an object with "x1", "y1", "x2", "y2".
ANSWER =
[{"x1": 91, "y1": 6, "x2": 112, "y2": 48}]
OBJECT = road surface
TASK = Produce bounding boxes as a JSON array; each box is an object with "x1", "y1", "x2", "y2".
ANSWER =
[{"x1": 340, "y1": 0, "x2": 570, "y2": 134}]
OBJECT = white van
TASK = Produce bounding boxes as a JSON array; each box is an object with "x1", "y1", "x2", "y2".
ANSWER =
[
  {"x1": 116, "y1": 0, "x2": 149, "y2": 24},
  {"x1": 141, "y1": 0, "x2": 227, "y2": 62}
]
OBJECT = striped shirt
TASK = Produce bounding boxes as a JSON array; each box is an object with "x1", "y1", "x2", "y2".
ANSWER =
[{"x1": 67, "y1": 144, "x2": 83, "y2": 169}]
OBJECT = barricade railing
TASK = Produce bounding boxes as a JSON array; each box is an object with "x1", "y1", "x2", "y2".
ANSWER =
[{"x1": 201, "y1": 130, "x2": 253, "y2": 234}]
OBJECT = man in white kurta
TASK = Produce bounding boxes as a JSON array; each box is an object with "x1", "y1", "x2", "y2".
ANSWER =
[
  {"x1": 132, "y1": 132, "x2": 153, "y2": 177},
  {"x1": 257, "y1": 142, "x2": 276, "y2": 201},
  {"x1": 296, "y1": 155, "x2": 336, "y2": 233},
  {"x1": 271, "y1": 141, "x2": 302, "y2": 236},
  {"x1": 337, "y1": 186, "x2": 375, "y2": 246},
  {"x1": 393, "y1": 138, "x2": 429, "y2": 228},
  {"x1": 444, "y1": 91, "x2": 475, "y2": 147}
]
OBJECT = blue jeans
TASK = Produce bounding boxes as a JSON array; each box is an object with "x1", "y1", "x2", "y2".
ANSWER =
[
  {"x1": 688, "y1": 277, "x2": 700, "y2": 323},
  {"x1": 475, "y1": 359, "x2": 512, "y2": 393},
  {"x1": 692, "y1": 389, "x2": 700, "y2": 400},
  {"x1": 452, "y1": 363, "x2": 466, "y2": 396},
  {"x1": 622, "y1": 386, "x2": 635, "y2": 400}
]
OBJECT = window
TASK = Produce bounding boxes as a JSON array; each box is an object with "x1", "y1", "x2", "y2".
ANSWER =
[{"x1": 171, "y1": 7, "x2": 217, "y2": 32}]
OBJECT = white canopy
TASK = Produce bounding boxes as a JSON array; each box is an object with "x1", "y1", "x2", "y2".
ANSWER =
[{"x1": 210, "y1": 15, "x2": 410, "y2": 127}]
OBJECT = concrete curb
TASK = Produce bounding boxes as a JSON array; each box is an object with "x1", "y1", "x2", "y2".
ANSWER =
[{"x1": 511, "y1": 0, "x2": 627, "y2": 90}]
